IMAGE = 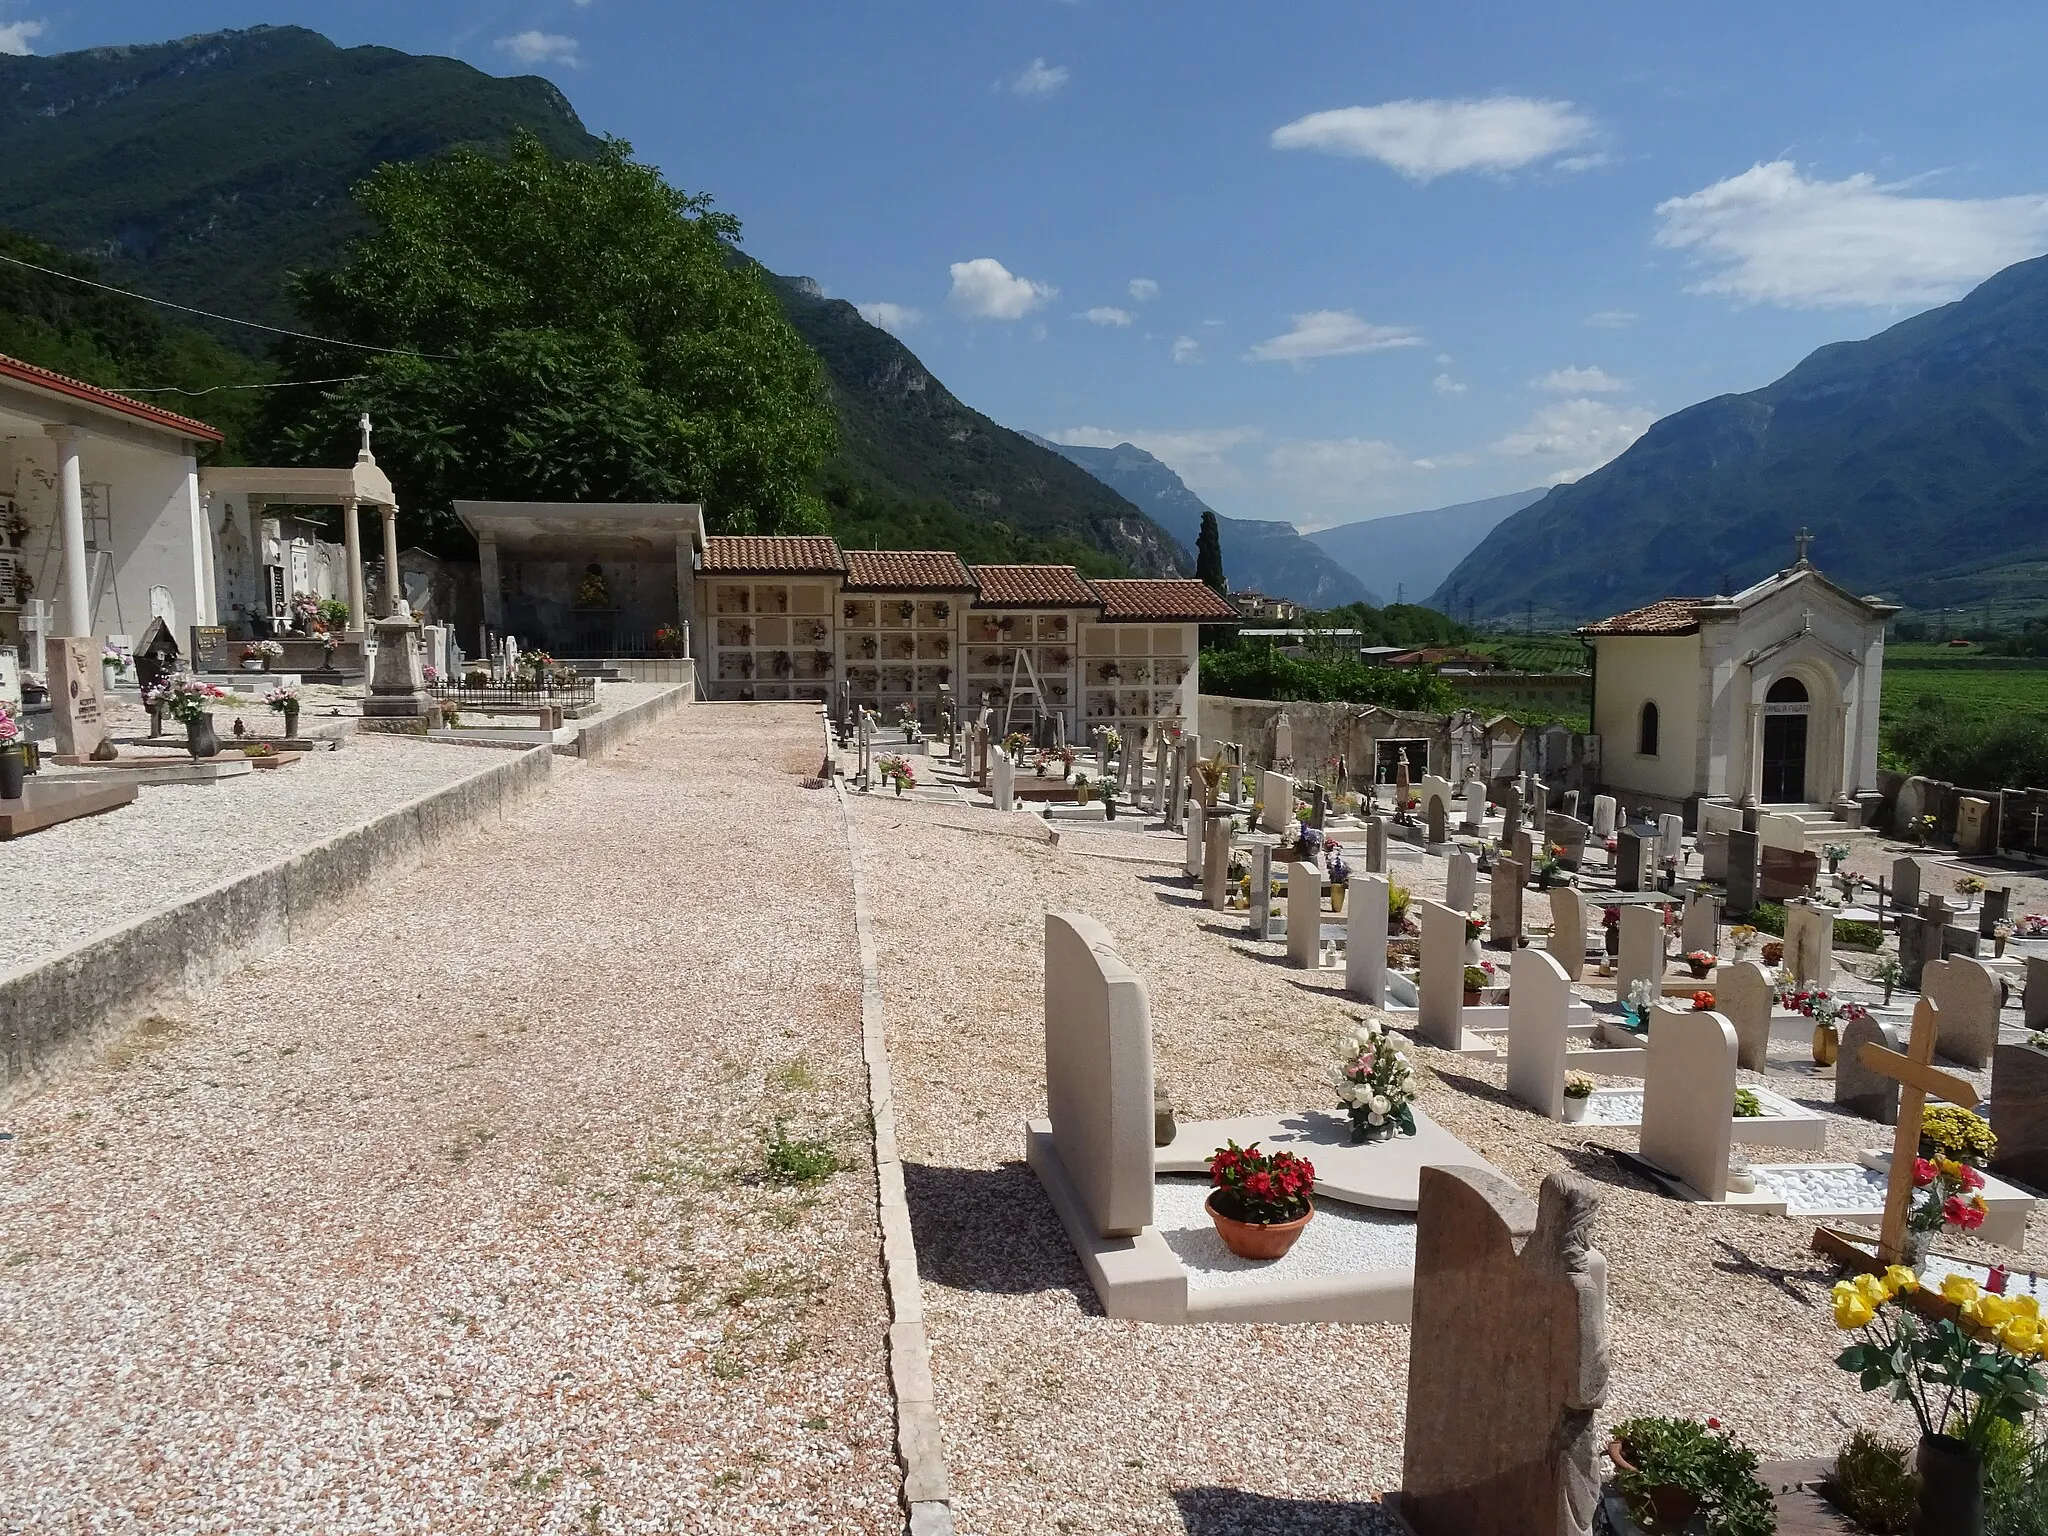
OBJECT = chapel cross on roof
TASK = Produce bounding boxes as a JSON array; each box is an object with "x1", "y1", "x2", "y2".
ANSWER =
[{"x1": 1794, "y1": 527, "x2": 1814, "y2": 565}]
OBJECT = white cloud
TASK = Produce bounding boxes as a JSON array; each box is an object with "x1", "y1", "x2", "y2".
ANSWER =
[
  {"x1": 1171, "y1": 335, "x2": 1201, "y2": 364},
  {"x1": 1654, "y1": 159, "x2": 2048, "y2": 309},
  {"x1": 1271, "y1": 95, "x2": 1595, "y2": 181},
  {"x1": 857, "y1": 302, "x2": 923, "y2": 334},
  {"x1": 947, "y1": 258, "x2": 1055, "y2": 320},
  {"x1": 1079, "y1": 306, "x2": 1135, "y2": 327},
  {"x1": 1246, "y1": 309, "x2": 1423, "y2": 364},
  {"x1": 1432, "y1": 373, "x2": 1467, "y2": 396},
  {"x1": 1532, "y1": 365, "x2": 1626, "y2": 393},
  {"x1": 1266, "y1": 438, "x2": 1416, "y2": 502},
  {"x1": 1008, "y1": 57, "x2": 1069, "y2": 97},
  {"x1": 1492, "y1": 397, "x2": 1654, "y2": 483},
  {"x1": 1128, "y1": 277, "x2": 1160, "y2": 302},
  {"x1": 1585, "y1": 309, "x2": 1638, "y2": 328},
  {"x1": 495, "y1": 30, "x2": 579, "y2": 65},
  {"x1": 0, "y1": 18, "x2": 45, "y2": 54}
]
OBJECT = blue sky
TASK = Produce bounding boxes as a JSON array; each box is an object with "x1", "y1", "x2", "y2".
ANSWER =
[{"x1": 17, "y1": 1, "x2": 2048, "y2": 531}]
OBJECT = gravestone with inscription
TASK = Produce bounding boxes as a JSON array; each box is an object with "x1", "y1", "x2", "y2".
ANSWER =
[{"x1": 46, "y1": 636, "x2": 109, "y2": 758}]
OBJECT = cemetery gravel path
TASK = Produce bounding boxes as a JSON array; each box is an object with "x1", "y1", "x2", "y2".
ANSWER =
[
  {"x1": 847, "y1": 801, "x2": 1967, "y2": 1536},
  {"x1": 0, "y1": 704, "x2": 898, "y2": 1535}
]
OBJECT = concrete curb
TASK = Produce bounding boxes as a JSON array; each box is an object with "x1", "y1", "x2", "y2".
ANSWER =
[
  {"x1": 827, "y1": 715, "x2": 956, "y2": 1536},
  {"x1": 0, "y1": 744, "x2": 556, "y2": 1099},
  {"x1": 565, "y1": 682, "x2": 693, "y2": 760}
]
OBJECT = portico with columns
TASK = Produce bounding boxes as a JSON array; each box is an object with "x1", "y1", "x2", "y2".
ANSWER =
[
  {"x1": 1579, "y1": 534, "x2": 1896, "y2": 821},
  {"x1": 0, "y1": 353, "x2": 224, "y2": 659}
]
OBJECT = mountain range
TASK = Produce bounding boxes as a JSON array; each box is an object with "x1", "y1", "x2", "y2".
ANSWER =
[
  {"x1": 1025, "y1": 436, "x2": 1376, "y2": 607},
  {"x1": 1434, "y1": 252, "x2": 2048, "y2": 624},
  {"x1": 1307, "y1": 490, "x2": 1545, "y2": 613},
  {"x1": 0, "y1": 26, "x2": 1182, "y2": 576}
]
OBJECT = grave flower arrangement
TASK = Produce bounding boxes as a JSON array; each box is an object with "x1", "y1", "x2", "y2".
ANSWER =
[
  {"x1": 1957, "y1": 875, "x2": 1987, "y2": 898},
  {"x1": 896, "y1": 702, "x2": 919, "y2": 740},
  {"x1": 1693, "y1": 990, "x2": 1717, "y2": 1011},
  {"x1": 1328, "y1": 1021, "x2": 1417, "y2": 1142},
  {"x1": 2019, "y1": 914, "x2": 2048, "y2": 939},
  {"x1": 1921, "y1": 1104, "x2": 1997, "y2": 1167},
  {"x1": 1100, "y1": 727, "x2": 1121, "y2": 757},
  {"x1": 262, "y1": 683, "x2": 300, "y2": 735},
  {"x1": 1206, "y1": 1140, "x2": 1316, "y2": 1257},
  {"x1": 1292, "y1": 823, "x2": 1324, "y2": 862},
  {"x1": 1824, "y1": 840, "x2": 1852, "y2": 870},
  {"x1": 1465, "y1": 912, "x2": 1486, "y2": 944},
  {"x1": 1623, "y1": 977, "x2": 1658, "y2": 1027},
  {"x1": 161, "y1": 675, "x2": 227, "y2": 725},
  {"x1": 1832, "y1": 1267, "x2": 2047, "y2": 1528},
  {"x1": 1907, "y1": 1155, "x2": 1989, "y2": 1241},
  {"x1": 654, "y1": 623, "x2": 685, "y2": 656},
  {"x1": 1003, "y1": 730, "x2": 1030, "y2": 757},
  {"x1": 1729, "y1": 924, "x2": 1758, "y2": 956},
  {"x1": 1685, "y1": 949, "x2": 1716, "y2": 979},
  {"x1": 877, "y1": 753, "x2": 916, "y2": 795},
  {"x1": 101, "y1": 640, "x2": 131, "y2": 676},
  {"x1": 1325, "y1": 845, "x2": 1349, "y2": 890},
  {"x1": 0, "y1": 701, "x2": 15, "y2": 743},
  {"x1": 1463, "y1": 961, "x2": 1497, "y2": 1000}
]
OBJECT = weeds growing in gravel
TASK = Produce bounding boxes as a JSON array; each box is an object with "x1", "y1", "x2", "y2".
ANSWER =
[{"x1": 762, "y1": 1121, "x2": 843, "y2": 1185}]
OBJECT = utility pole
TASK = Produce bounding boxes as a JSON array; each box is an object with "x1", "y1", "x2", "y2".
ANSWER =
[
  {"x1": 1525, "y1": 601, "x2": 1535, "y2": 637},
  {"x1": 1396, "y1": 582, "x2": 1404, "y2": 606}
]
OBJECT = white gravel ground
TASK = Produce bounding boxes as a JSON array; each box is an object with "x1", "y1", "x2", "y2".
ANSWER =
[
  {"x1": 1153, "y1": 1177, "x2": 1418, "y2": 1289},
  {"x1": 0, "y1": 704, "x2": 898, "y2": 1534}
]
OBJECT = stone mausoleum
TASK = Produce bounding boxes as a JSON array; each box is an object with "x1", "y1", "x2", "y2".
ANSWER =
[{"x1": 1579, "y1": 537, "x2": 1894, "y2": 820}]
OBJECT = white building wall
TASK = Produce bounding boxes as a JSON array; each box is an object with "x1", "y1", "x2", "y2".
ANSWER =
[{"x1": 1591, "y1": 633, "x2": 1702, "y2": 803}]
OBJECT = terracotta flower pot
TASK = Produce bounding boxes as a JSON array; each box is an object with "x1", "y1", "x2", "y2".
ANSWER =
[{"x1": 1206, "y1": 1192, "x2": 1312, "y2": 1260}]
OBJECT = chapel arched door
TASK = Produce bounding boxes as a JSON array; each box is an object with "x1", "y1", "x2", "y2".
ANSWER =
[{"x1": 1761, "y1": 676, "x2": 1810, "y2": 803}]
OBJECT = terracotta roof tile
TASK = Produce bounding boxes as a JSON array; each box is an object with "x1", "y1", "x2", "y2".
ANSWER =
[
  {"x1": 0, "y1": 352, "x2": 225, "y2": 442},
  {"x1": 1577, "y1": 598, "x2": 1705, "y2": 636},
  {"x1": 841, "y1": 549, "x2": 976, "y2": 591},
  {"x1": 1088, "y1": 578, "x2": 1240, "y2": 622},
  {"x1": 970, "y1": 564, "x2": 1101, "y2": 608},
  {"x1": 701, "y1": 535, "x2": 845, "y2": 576}
]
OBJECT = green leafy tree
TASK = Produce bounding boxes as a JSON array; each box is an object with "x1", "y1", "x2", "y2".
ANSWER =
[
  {"x1": 260, "y1": 133, "x2": 836, "y2": 548},
  {"x1": 1195, "y1": 508, "x2": 1227, "y2": 595}
]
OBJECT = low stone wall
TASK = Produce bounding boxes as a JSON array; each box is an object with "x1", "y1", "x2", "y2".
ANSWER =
[
  {"x1": 603, "y1": 658, "x2": 696, "y2": 686},
  {"x1": 567, "y1": 682, "x2": 692, "y2": 760},
  {"x1": 0, "y1": 744, "x2": 556, "y2": 1099}
]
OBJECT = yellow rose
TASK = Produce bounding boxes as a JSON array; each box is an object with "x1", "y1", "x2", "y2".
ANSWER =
[
  {"x1": 2002, "y1": 1316, "x2": 2043, "y2": 1356},
  {"x1": 2013, "y1": 1294, "x2": 2041, "y2": 1320},
  {"x1": 1855, "y1": 1273, "x2": 1890, "y2": 1308},
  {"x1": 1974, "y1": 1294, "x2": 2016, "y2": 1327},
  {"x1": 1944, "y1": 1275, "x2": 1982, "y2": 1306},
  {"x1": 1883, "y1": 1265, "x2": 1921, "y2": 1295},
  {"x1": 1833, "y1": 1282, "x2": 1876, "y2": 1330}
]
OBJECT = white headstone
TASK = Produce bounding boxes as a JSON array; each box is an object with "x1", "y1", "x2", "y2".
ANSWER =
[
  {"x1": 1042, "y1": 912, "x2": 1155, "y2": 1238},
  {"x1": 1259, "y1": 770, "x2": 1294, "y2": 834},
  {"x1": 1758, "y1": 812, "x2": 1806, "y2": 852},
  {"x1": 1462, "y1": 779, "x2": 1487, "y2": 830},
  {"x1": 1700, "y1": 802, "x2": 1744, "y2": 837},
  {"x1": 1718, "y1": 960, "x2": 1775, "y2": 1072},
  {"x1": 993, "y1": 747, "x2": 1016, "y2": 812},
  {"x1": 1616, "y1": 904, "x2": 1665, "y2": 1004},
  {"x1": 1184, "y1": 800, "x2": 1206, "y2": 879},
  {"x1": 1446, "y1": 850, "x2": 1477, "y2": 915},
  {"x1": 1505, "y1": 947, "x2": 1575, "y2": 1119},
  {"x1": 1203, "y1": 816, "x2": 1233, "y2": 911},
  {"x1": 1287, "y1": 860, "x2": 1324, "y2": 970},
  {"x1": 1347, "y1": 872, "x2": 1389, "y2": 1004},
  {"x1": 1547, "y1": 886, "x2": 1588, "y2": 983},
  {"x1": 1590, "y1": 795, "x2": 1617, "y2": 839},
  {"x1": 1418, "y1": 899, "x2": 1467, "y2": 1050},
  {"x1": 1659, "y1": 814, "x2": 1685, "y2": 868},
  {"x1": 1783, "y1": 901, "x2": 1834, "y2": 988},
  {"x1": 1639, "y1": 1005, "x2": 1738, "y2": 1202},
  {"x1": 1680, "y1": 890, "x2": 1721, "y2": 958}
]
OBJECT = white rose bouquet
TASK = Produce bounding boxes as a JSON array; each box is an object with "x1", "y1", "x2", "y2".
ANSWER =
[{"x1": 1329, "y1": 1021, "x2": 1418, "y2": 1143}]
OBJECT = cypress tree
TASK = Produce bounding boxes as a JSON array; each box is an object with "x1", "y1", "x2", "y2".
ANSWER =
[{"x1": 1195, "y1": 509, "x2": 1227, "y2": 595}]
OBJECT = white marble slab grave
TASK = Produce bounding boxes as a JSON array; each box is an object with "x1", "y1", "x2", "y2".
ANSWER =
[{"x1": 1583, "y1": 1082, "x2": 1829, "y2": 1151}]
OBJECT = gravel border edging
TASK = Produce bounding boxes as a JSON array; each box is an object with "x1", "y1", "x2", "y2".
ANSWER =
[
  {"x1": 0, "y1": 743, "x2": 557, "y2": 1100},
  {"x1": 565, "y1": 682, "x2": 693, "y2": 760},
  {"x1": 828, "y1": 715, "x2": 957, "y2": 1536}
]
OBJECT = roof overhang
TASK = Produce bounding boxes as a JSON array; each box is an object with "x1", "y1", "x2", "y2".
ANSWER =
[
  {"x1": 0, "y1": 354, "x2": 225, "y2": 447},
  {"x1": 202, "y1": 460, "x2": 396, "y2": 509},
  {"x1": 453, "y1": 500, "x2": 707, "y2": 558}
]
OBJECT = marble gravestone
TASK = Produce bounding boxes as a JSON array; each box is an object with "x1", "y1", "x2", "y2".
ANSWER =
[
  {"x1": 1346, "y1": 872, "x2": 1390, "y2": 1005},
  {"x1": 1418, "y1": 899, "x2": 1469, "y2": 1049},
  {"x1": 1639, "y1": 1004, "x2": 1739, "y2": 1202},
  {"x1": 1616, "y1": 904, "x2": 1664, "y2": 1005},
  {"x1": 1699, "y1": 832, "x2": 1729, "y2": 883},
  {"x1": 1426, "y1": 795, "x2": 1448, "y2": 846},
  {"x1": 1837, "y1": 1014, "x2": 1904, "y2": 1125},
  {"x1": 1759, "y1": 846, "x2": 1821, "y2": 903},
  {"x1": 45, "y1": 636, "x2": 109, "y2": 758},
  {"x1": 1548, "y1": 887, "x2": 1589, "y2": 982},
  {"x1": 1461, "y1": 779, "x2": 1486, "y2": 831},
  {"x1": 1783, "y1": 902, "x2": 1834, "y2": 988},
  {"x1": 1286, "y1": 860, "x2": 1325, "y2": 969},
  {"x1": 1184, "y1": 801, "x2": 1206, "y2": 880},
  {"x1": 1590, "y1": 794, "x2": 1617, "y2": 839},
  {"x1": 1366, "y1": 815, "x2": 1388, "y2": 875},
  {"x1": 1512, "y1": 828, "x2": 1537, "y2": 876},
  {"x1": 1658, "y1": 814, "x2": 1685, "y2": 871},
  {"x1": 1957, "y1": 796, "x2": 1995, "y2": 857},
  {"x1": 1924, "y1": 955, "x2": 2002, "y2": 1070},
  {"x1": 1500, "y1": 785, "x2": 1523, "y2": 847},
  {"x1": 1981, "y1": 886, "x2": 2013, "y2": 941},
  {"x1": 1506, "y1": 946, "x2": 1578, "y2": 1120},
  {"x1": 1446, "y1": 850, "x2": 1477, "y2": 915},
  {"x1": 1724, "y1": 829, "x2": 1761, "y2": 915},
  {"x1": 1202, "y1": 817, "x2": 1233, "y2": 911},
  {"x1": 1680, "y1": 890, "x2": 1720, "y2": 959},
  {"x1": 1259, "y1": 770, "x2": 1293, "y2": 834},
  {"x1": 1892, "y1": 857, "x2": 1922, "y2": 914},
  {"x1": 992, "y1": 747, "x2": 1016, "y2": 812},
  {"x1": 1040, "y1": 912, "x2": 1155, "y2": 1238},
  {"x1": 1545, "y1": 814, "x2": 1590, "y2": 869},
  {"x1": 1395, "y1": 1168, "x2": 1607, "y2": 1536},
  {"x1": 1896, "y1": 912, "x2": 1937, "y2": 991},
  {"x1": 2026, "y1": 957, "x2": 2048, "y2": 1031},
  {"x1": 1489, "y1": 859, "x2": 1524, "y2": 952},
  {"x1": 1717, "y1": 960, "x2": 1775, "y2": 1072},
  {"x1": 1562, "y1": 789, "x2": 1579, "y2": 821},
  {"x1": 1614, "y1": 829, "x2": 1649, "y2": 893},
  {"x1": 1990, "y1": 1043, "x2": 2048, "y2": 1189}
]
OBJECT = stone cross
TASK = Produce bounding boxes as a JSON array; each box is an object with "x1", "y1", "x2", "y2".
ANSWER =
[{"x1": 1855, "y1": 994, "x2": 1977, "y2": 1265}]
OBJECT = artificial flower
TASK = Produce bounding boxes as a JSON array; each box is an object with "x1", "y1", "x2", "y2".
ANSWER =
[
  {"x1": 1943, "y1": 1274, "x2": 1981, "y2": 1306},
  {"x1": 2002, "y1": 1316, "x2": 2043, "y2": 1356},
  {"x1": 1832, "y1": 1281, "x2": 1875, "y2": 1330},
  {"x1": 1944, "y1": 1194, "x2": 1988, "y2": 1231},
  {"x1": 1883, "y1": 1265, "x2": 1921, "y2": 1296}
]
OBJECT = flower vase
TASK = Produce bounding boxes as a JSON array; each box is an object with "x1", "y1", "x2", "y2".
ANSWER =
[
  {"x1": 282, "y1": 704, "x2": 300, "y2": 741},
  {"x1": 148, "y1": 704, "x2": 166, "y2": 739},
  {"x1": 0, "y1": 741, "x2": 23, "y2": 800},
  {"x1": 241, "y1": 659, "x2": 265, "y2": 673},
  {"x1": 1330, "y1": 883, "x2": 1346, "y2": 913},
  {"x1": 1348, "y1": 1109, "x2": 1395, "y2": 1144},
  {"x1": 1916, "y1": 1434, "x2": 1984, "y2": 1536},
  {"x1": 1463, "y1": 937, "x2": 1482, "y2": 964},
  {"x1": 185, "y1": 713, "x2": 220, "y2": 760},
  {"x1": 1561, "y1": 1094, "x2": 1590, "y2": 1123},
  {"x1": 1812, "y1": 1020, "x2": 1839, "y2": 1067},
  {"x1": 1205, "y1": 1192, "x2": 1312, "y2": 1260},
  {"x1": 1901, "y1": 1230, "x2": 1932, "y2": 1271}
]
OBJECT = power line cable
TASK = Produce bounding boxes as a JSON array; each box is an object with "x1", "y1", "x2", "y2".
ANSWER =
[
  {"x1": 0, "y1": 251, "x2": 455, "y2": 358},
  {"x1": 110, "y1": 375, "x2": 371, "y2": 396}
]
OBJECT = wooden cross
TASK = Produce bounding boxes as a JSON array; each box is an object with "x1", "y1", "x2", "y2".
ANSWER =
[{"x1": 1857, "y1": 993, "x2": 1979, "y2": 1264}]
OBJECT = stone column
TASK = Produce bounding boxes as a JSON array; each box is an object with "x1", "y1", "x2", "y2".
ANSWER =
[
  {"x1": 342, "y1": 496, "x2": 367, "y2": 633},
  {"x1": 196, "y1": 486, "x2": 220, "y2": 625},
  {"x1": 45, "y1": 425, "x2": 90, "y2": 637},
  {"x1": 478, "y1": 530, "x2": 505, "y2": 639},
  {"x1": 180, "y1": 456, "x2": 208, "y2": 629},
  {"x1": 380, "y1": 502, "x2": 402, "y2": 617},
  {"x1": 1740, "y1": 702, "x2": 1763, "y2": 810}
]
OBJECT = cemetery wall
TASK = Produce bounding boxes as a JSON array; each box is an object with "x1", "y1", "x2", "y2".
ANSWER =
[
  {"x1": 0, "y1": 744, "x2": 557, "y2": 1097},
  {"x1": 1197, "y1": 696, "x2": 1453, "y2": 776},
  {"x1": 567, "y1": 681, "x2": 693, "y2": 759}
]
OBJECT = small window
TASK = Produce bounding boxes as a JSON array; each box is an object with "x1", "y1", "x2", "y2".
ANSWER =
[
  {"x1": 1766, "y1": 675, "x2": 1808, "y2": 704},
  {"x1": 1638, "y1": 701, "x2": 1660, "y2": 757}
]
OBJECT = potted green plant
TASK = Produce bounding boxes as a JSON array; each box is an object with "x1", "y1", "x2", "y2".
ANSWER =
[
  {"x1": 1205, "y1": 1140, "x2": 1315, "y2": 1260},
  {"x1": 1921, "y1": 1104, "x2": 1997, "y2": 1167},
  {"x1": 1386, "y1": 880, "x2": 1412, "y2": 936},
  {"x1": 1605, "y1": 1416, "x2": 1777, "y2": 1536},
  {"x1": 1462, "y1": 963, "x2": 1494, "y2": 1006},
  {"x1": 1562, "y1": 1070, "x2": 1594, "y2": 1123},
  {"x1": 1831, "y1": 1267, "x2": 2048, "y2": 1535}
]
